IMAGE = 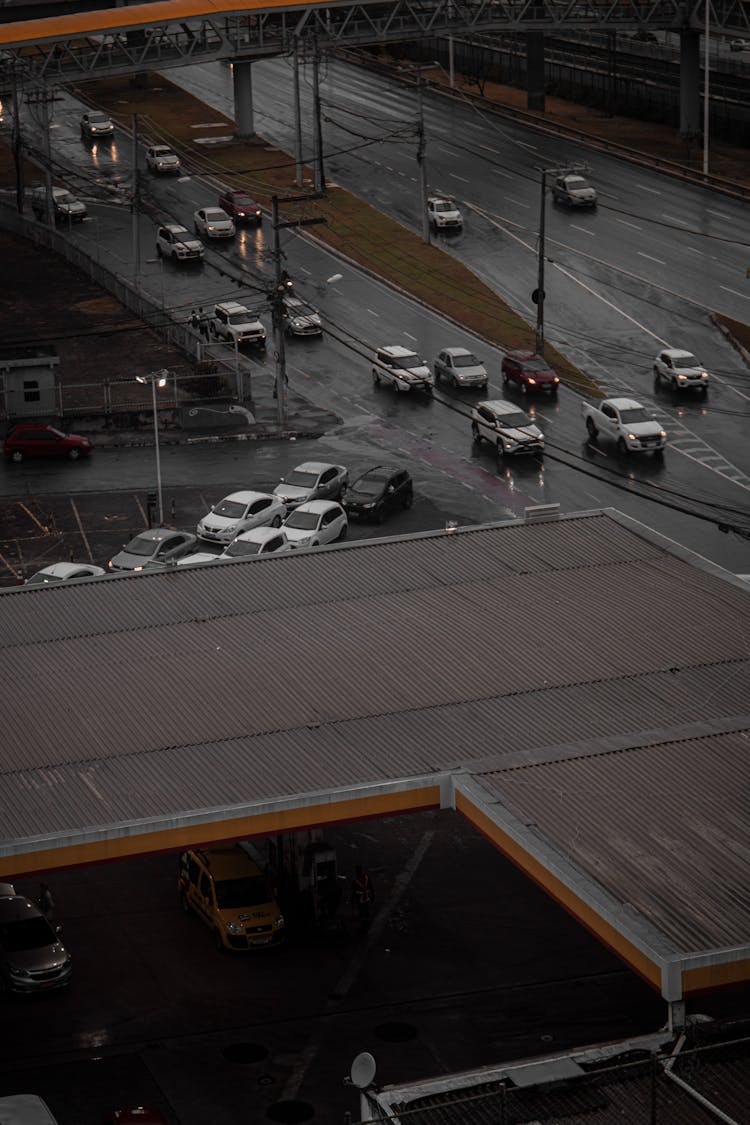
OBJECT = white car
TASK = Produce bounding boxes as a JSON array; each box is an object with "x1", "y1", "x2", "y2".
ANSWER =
[
  {"x1": 471, "y1": 400, "x2": 545, "y2": 457},
  {"x1": 427, "y1": 196, "x2": 463, "y2": 230},
  {"x1": 282, "y1": 295, "x2": 322, "y2": 337},
  {"x1": 196, "y1": 490, "x2": 287, "y2": 544},
  {"x1": 212, "y1": 302, "x2": 266, "y2": 347},
  {"x1": 273, "y1": 461, "x2": 348, "y2": 509},
  {"x1": 25, "y1": 562, "x2": 106, "y2": 585},
  {"x1": 282, "y1": 501, "x2": 348, "y2": 549},
  {"x1": 434, "y1": 347, "x2": 488, "y2": 390},
  {"x1": 145, "y1": 144, "x2": 181, "y2": 174},
  {"x1": 176, "y1": 551, "x2": 222, "y2": 568},
  {"x1": 653, "y1": 348, "x2": 709, "y2": 393},
  {"x1": 220, "y1": 527, "x2": 290, "y2": 558},
  {"x1": 193, "y1": 207, "x2": 236, "y2": 239},
  {"x1": 156, "y1": 224, "x2": 204, "y2": 262},
  {"x1": 372, "y1": 346, "x2": 433, "y2": 393}
]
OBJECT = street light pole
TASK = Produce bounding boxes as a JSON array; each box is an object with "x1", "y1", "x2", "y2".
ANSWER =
[
  {"x1": 136, "y1": 369, "x2": 168, "y2": 525},
  {"x1": 702, "y1": 0, "x2": 710, "y2": 176},
  {"x1": 131, "y1": 113, "x2": 141, "y2": 285},
  {"x1": 535, "y1": 168, "x2": 547, "y2": 356},
  {"x1": 416, "y1": 72, "x2": 430, "y2": 245}
]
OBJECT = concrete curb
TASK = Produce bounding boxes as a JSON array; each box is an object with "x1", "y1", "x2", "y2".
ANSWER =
[{"x1": 711, "y1": 313, "x2": 750, "y2": 367}]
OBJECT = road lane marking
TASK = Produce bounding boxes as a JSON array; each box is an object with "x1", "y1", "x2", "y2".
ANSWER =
[
  {"x1": 403, "y1": 332, "x2": 417, "y2": 340},
  {"x1": 477, "y1": 144, "x2": 501, "y2": 154},
  {"x1": 635, "y1": 183, "x2": 662, "y2": 194},
  {"x1": 18, "y1": 502, "x2": 49, "y2": 534},
  {"x1": 707, "y1": 208, "x2": 730, "y2": 220},
  {"x1": 491, "y1": 168, "x2": 514, "y2": 178},
  {"x1": 135, "y1": 494, "x2": 148, "y2": 524},
  {"x1": 366, "y1": 308, "x2": 379, "y2": 316},
  {"x1": 661, "y1": 213, "x2": 690, "y2": 225},
  {"x1": 686, "y1": 246, "x2": 701, "y2": 253},
  {"x1": 504, "y1": 196, "x2": 530, "y2": 208},
  {"x1": 437, "y1": 145, "x2": 460, "y2": 156},
  {"x1": 571, "y1": 224, "x2": 595, "y2": 236},
  {"x1": 450, "y1": 173, "x2": 470, "y2": 182},
  {"x1": 70, "y1": 498, "x2": 93, "y2": 562},
  {"x1": 615, "y1": 218, "x2": 642, "y2": 231},
  {"x1": 0, "y1": 550, "x2": 20, "y2": 581},
  {"x1": 720, "y1": 285, "x2": 750, "y2": 301},
  {"x1": 516, "y1": 140, "x2": 538, "y2": 149},
  {"x1": 638, "y1": 251, "x2": 666, "y2": 264}
]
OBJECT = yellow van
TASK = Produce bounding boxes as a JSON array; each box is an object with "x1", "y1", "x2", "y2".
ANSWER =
[{"x1": 177, "y1": 846, "x2": 285, "y2": 951}]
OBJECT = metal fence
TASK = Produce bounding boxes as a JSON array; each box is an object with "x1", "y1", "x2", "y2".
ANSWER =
[{"x1": 0, "y1": 200, "x2": 253, "y2": 421}]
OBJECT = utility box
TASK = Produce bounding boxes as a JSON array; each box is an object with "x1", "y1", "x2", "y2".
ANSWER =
[{"x1": 0, "y1": 347, "x2": 59, "y2": 419}]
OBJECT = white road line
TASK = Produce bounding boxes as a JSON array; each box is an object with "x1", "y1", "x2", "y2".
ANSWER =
[
  {"x1": 366, "y1": 308, "x2": 379, "y2": 317},
  {"x1": 299, "y1": 265, "x2": 311, "y2": 275},
  {"x1": 720, "y1": 285, "x2": 750, "y2": 301},
  {"x1": 615, "y1": 218, "x2": 642, "y2": 231},
  {"x1": 504, "y1": 196, "x2": 530, "y2": 208},
  {"x1": 636, "y1": 183, "x2": 662, "y2": 194},
  {"x1": 638, "y1": 251, "x2": 666, "y2": 264},
  {"x1": 477, "y1": 144, "x2": 501, "y2": 154},
  {"x1": 403, "y1": 331, "x2": 417, "y2": 340},
  {"x1": 516, "y1": 140, "x2": 538, "y2": 149},
  {"x1": 661, "y1": 213, "x2": 690, "y2": 226},
  {"x1": 437, "y1": 145, "x2": 460, "y2": 157},
  {"x1": 686, "y1": 246, "x2": 701, "y2": 253},
  {"x1": 707, "y1": 208, "x2": 730, "y2": 220},
  {"x1": 449, "y1": 173, "x2": 470, "y2": 183},
  {"x1": 571, "y1": 224, "x2": 595, "y2": 236},
  {"x1": 491, "y1": 169, "x2": 514, "y2": 179}
]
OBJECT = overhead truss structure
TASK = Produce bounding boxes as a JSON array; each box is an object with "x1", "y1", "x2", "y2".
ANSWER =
[{"x1": 0, "y1": 0, "x2": 748, "y2": 86}]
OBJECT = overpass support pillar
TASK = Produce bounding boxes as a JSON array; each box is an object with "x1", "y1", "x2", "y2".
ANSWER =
[
  {"x1": 679, "y1": 30, "x2": 701, "y2": 137},
  {"x1": 232, "y1": 60, "x2": 255, "y2": 139},
  {"x1": 526, "y1": 32, "x2": 545, "y2": 112}
]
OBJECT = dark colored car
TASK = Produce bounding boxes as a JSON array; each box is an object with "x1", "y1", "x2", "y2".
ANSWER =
[
  {"x1": 341, "y1": 466, "x2": 413, "y2": 523},
  {"x1": 3, "y1": 423, "x2": 92, "y2": 462},
  {"x1": 108, "y1": 528, "x2": 198, "y2": 572},
  {"x1": 0, "y1": 885, "x2": 72, "y2": 993},
  {"x1": 217, "y1": 189, "x2": 263, "y2": 224},
  {"x1": 501, "y1": 351, "x2": 560, "y2": 396},
  {"x1": 103, "y1": 1110, "x2": 168, "y2": 1125}
]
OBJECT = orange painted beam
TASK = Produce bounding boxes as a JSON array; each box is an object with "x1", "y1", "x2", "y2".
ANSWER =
[
  {"x1": 456, "y1": 790, "x2": 664, "y2": 993},
  {"x1": 0, "y1": 0, "x2": 332, "y2": 46},
  {"x1": 683, "y1": 958, "x2": 750, "y2": 995},
  {"x1": 1, "y1": 785, "x2": 441, "y2": 879}
]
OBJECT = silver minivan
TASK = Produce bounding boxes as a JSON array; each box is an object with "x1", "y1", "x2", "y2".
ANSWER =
[{"x1": 0, "y1": 884, "x2": 72, "y2": 993}]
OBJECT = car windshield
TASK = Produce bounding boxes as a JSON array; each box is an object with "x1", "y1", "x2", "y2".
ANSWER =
[
  {"x1": 232, "y1": 194, "x2": 255, "y2": 206},
  {"x1": 285, "y1": 298, "x2": 303, "y2": 310},
  {"x1": 213, "y1": 499, "x2": 246, "y2": 519},
  {"x1": 394, "y1": 354, "x2": 423, "y2": 369},
  {"x1": 225, "y1": 539, "x2": 263, "y2": 557},
  {"x1": 228, "y1": 312, "x2": 254, "y2": 325},
  {"x1": 499, "y1": 411, "x2": 531, "y2": 428},
  {"x1": 26, "y1": 573, "x2": 63, "y2": 584},
  {"x1": 204, "y1": 210, "x2": 227, "y2": 222},
  {"x1": 214, "y1": 875, "x2": 271, "y2": 909},
  {"x1": 124, "y1": 535, "x2": 158, "y2": 556},
  {"x1": 568, "y1": 177, "x2": 591, "y2": 189},
  {"x1": 618, "y1": 407, "x2": 650, "y2": 424},
  {"x1": 674, "y1": 354, "x2": 699, "y2": 367},
  {"x1": 353, "y1": 475, "x2": 387, "y2": 495},
  {"x1": 57, "y1": 192, "x2": 77, "y2": 204},
  {"x1": 285, "y1": 469, "x2": 318, "y2": 488},
  {"x1": 520, "y1": 358, "x2": 551, "y2": 372},
  {"x1": 90, "y1": 113, "x2": 110, "y2": 123},
  {"x1": 285, "y1": 510, "x2": 321, "y2": 530},
  {"x1": 173, "y1": 228, "x2": 189, "y2": 237},
  {"x1": 0, "y1": 916, "x2": 54, "y2": 952},
  {"x1": 453, "y1": 353, "x2": 480, "y2": 367},
  {"x1": 434, "y1": 201, "x2": 453, "y2": 212}
]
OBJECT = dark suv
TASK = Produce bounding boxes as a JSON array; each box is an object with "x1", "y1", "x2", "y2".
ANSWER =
[
  {"x1": 4, "y1": 423, "x2": 92, "y2": 462},
  {"x1": 341, "y1": 466, "x2": 413, "y2": 523},
  {"x1": 0, "y1": 885, "x2": 72, "y2": 992}
]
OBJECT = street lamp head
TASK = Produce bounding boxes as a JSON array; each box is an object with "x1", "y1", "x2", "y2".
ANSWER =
[
  {"x1": 135, "y1": 375, "x2": 147, "y2": 384},
  {"x1": 156, "y1": 376, "x2": 167, "y2": 388}
]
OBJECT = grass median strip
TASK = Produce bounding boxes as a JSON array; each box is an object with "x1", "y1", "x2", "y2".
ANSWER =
[{"x1": 74, "y1": 71, "x2": 601, "y2": 398}]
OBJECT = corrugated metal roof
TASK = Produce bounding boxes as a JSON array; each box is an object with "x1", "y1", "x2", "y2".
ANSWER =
[{"x1": 1, "y1": 509, "x2": 749, "y2": 975}]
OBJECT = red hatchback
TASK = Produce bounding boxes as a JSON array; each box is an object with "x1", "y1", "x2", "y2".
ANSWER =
[
  {"x1": 217, "y1": 189, "x2": 262, "y2": 224},
  {"x1": 4, "y1": 423, "x2": 92, "y2": 462},
  {"x1": 501, "y1": 350, "x2": 560, "y2": 396}
]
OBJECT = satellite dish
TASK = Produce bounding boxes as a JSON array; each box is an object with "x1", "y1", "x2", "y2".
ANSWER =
[{"x1": 350, "y1": 1052, "x2": 377, "y2": 1089}]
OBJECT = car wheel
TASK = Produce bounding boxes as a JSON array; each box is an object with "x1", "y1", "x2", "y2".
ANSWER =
[
  {"x1": 585, "y1": 418, "x2": 597, "y2": 440},
  {"x1": 337, "y1": 525, "x2": 348, "y2": 541},
  {"x1": 502, "y1": 369, "x2": 509, "y2": 384},
  {"x1": 453, "y1": 377, "x2": 460, "y2": 390},
  {"x1": 179, "y1": 891, "x2": 192, "y2": 915},
  {"x1": 156, "y1": 244, "x2": 163, "y2": 257},
  {"x1": 402, "y1": 490, "x2": 413, "y2": 510},
  {"x1": 496, "y1": 440, "x2": 506, "y2": 459},
  {"x1": 372, "y1": 368, "x2": 380, "y2": 385},
  {"x1": 213, "y1": 929, "x2": 225, "y2": 952},
  {"x1": 67, "y1": 448, "x2": 81, "y2": 461},
  {"x1": 617, "y1": 437, "x2": 629, "y2": 456},
  {"x1": 653, "y1": 447, "x2": 665, "y2": 458},
  {"x1": 272, "y1": 516, "x2": 281, "y2": 528},
  {"x1": 672, "y1": 378, "x2": 679, "y2": 391},
  {"x1": 392, "y1": 380, "x2": 400, "y2": 394},
  {"x1": 520, "y1": 382, "x2": 528, "y2": 395},
  {"x1": 471, "y1": 422, "x2": 481, "y2": 443},
  {"x1": 374, "y1": 506, "x2": 385, "y2": 525},
  {"x1": 194, "y1": 224, "x2": 201, "y2": 235},
  {"x1": 10, "y1": 450, "x2": 23, "y2": 463}
]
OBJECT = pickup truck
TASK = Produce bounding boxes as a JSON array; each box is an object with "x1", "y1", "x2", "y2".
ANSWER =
[{"x1": 582, "y1": 397, "x2": 666, "y2": 455}]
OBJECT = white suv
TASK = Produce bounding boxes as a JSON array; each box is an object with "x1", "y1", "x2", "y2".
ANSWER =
[
  {"x1": 372, "y1": 346, "x2": 433, "y2": 393},
  {"x1": 145, "y1": 144, "x2": 181, "y2": 174},
  {"x1": 471, "y1": 400, "x2": 544, "y2": 458},
  {"x1": 156, "y1": 224, "x2": 204, "y2": 262},
  {"x1": 212, "y1": 302, "x2": 267, "y2": 348},
  {"x1": 427, "y1": 196, "x2": 463, "y2": 230},
  {"x1": 653, "y1": 348, "x2": 709, "y2": 393}
]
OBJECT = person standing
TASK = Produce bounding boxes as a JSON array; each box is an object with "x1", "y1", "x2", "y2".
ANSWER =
[
  {"x1": 351, "y1": 865, "x2": 374, "y2": 929},
  {"x1": 37, "y1": 882, "x2": 55, "y2": 922}
]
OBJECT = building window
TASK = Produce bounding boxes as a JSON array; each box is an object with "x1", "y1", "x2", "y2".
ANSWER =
[{"x1": 23, "y1": 380, "x2": 40, "y2": 403}]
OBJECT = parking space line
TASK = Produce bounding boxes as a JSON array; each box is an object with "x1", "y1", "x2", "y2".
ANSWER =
[
  {"x1": 18, "y1": 502, "x2": 49, "y2": 534},
  {"x1": 0, "y1": 549, "x2": 20, "y2": 582},
  {"x1": 135, "y1": 494, "x2": 148, "y2": 525},
  {"x1": 70, "y1": 497, "x2": 93, "y2": 562}
]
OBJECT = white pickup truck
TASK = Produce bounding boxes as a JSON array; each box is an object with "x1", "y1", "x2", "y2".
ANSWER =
[{"x1": 582, "y1": 397, "x2": 666, "y2": 455}]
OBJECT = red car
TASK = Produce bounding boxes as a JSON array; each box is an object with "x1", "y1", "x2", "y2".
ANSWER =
[
  {"x1": 3, "y1": 422, "x2": 92, "y2": 462},
  {"x1": 501, "y1": 351, "x2": 560, "y2": 396},
  {"x1": 217, "y1": 189, "x2": 262, "y2": 224}
]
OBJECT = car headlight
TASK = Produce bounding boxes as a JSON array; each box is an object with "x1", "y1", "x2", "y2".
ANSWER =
[
  {"x1": 273, "y1": 915, "x2": 285, "y2": 929},
  {"x1": 503, "y1": 440, "x2": 515, "y2": 450},
  {"x1": 9, "y1": 967, "x2": 31, "y2": 978},
  {"x1": 363, "y1": 502, "x2": 374, "y2": 509},
  {"x1": 553, "y1": 377, "x2": 560, "y2": 384},
  {"x1": 627, "y1": 434, "x2": 637, "y2": 441},
  {"x1": 701, "y1": 372, "x2": 708, "y2": 379},
  {"x1": 677, "y1": 374, "x2": 687, "y2": 381},
  {"x1": 659, "y1": 430, "x2": 667, "y2": 438},
  {"x1": 226, "y1": 922, "x2": 244, "y2": 935},
  {"x1": 527, "y1": 377, "x2": 536, "y2": 385}
]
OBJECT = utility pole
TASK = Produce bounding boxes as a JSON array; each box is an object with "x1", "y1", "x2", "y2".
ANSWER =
[
  {"x1": 535, "y1": 168, "x2": 547, "y2": 356},
  {"x1": 271, "y1": 193, "x2": 326, "y2": 430},
  {"x1": 293, "y1": 38, "x2": 304, "y2": 187},
  {"x1": 10, "y1": 65, "x2": 24, "y2": 214},
  {"x1": 131, "y1": 113, "x2": 141, "y2": 284},
  {"x1": 29, "y1": 85, "x2": 55, "y2": 227},
  {"x1": 312, "y1": 38, "x2": 325, "y2": 193},
  {"x1": 416, "y1": 71, "x2": 430, "y2": 244},
  {"x1": 702, "y1": 0, "x2": 710, "y2": 176}
]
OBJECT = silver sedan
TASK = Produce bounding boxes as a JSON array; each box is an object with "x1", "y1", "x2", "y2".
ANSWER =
[{"x1": 193, "y1": 207, "x2": 236, "y2": 239}]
